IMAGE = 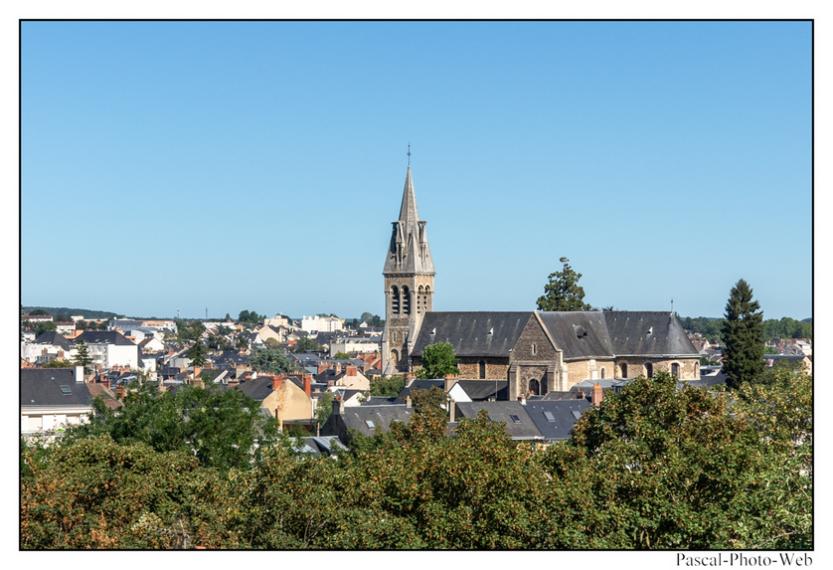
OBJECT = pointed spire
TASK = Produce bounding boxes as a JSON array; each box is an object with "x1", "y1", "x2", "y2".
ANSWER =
[{"x1": 398, "y1": 164, "x2": 419, "y2": 223}]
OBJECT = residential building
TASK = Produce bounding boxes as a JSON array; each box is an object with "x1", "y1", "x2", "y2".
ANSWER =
[
  {"x1": 73, "y1": 330, "x2": 139, "y2": 369},
  {"x1": 329, "y1": 336, "x2": 381, "y2": 356},
  {"x1": 20, "y1": 367, "x2": 92, "y2": 437},
  {"x1": 301, "y1": 315, "x2": 345, "y2": 334}
]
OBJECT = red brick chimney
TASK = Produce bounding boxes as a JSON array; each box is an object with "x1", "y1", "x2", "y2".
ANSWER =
[
  {"x1": 303, "y1": 373, "x2": 312, "y2": 397},
  {"x1": 592, "y1": 383, "x2": 603, "y2": 407},
  {"x1": 272, "y1": 374, "x2": 284, "y2": 392},
  {"x1": 346, "y1": 365, "x2": 357, "y2": 377}
]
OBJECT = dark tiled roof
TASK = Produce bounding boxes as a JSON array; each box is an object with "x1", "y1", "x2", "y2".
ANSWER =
[
  {"x1": 339, "y1": 405, "x2": 413, "y2": 436},
  {"x1": 34, "y1": 331, "x2": 72, "y2": 350},
  {"x1": 74, "y1": 330, "x2": 136, "y2": 346},
  {"x1": 453, "y1": 379, "x2": 508, "y2": 401},
  {"x1": 411, "y1": 312, "x2": 532, "y2": 357},
  {"x1": 456, "y1": 401, "x2": 542, "y2": 440},
  {"x1": 293, "y1": 436, "x2": 347, "y2": 456},
  {"x1": 536, "y1": 311, "x2": 614, "y2": 359},
  {"x1": 20, "y1": 368, "x2": 92, "y2": 408},
  {"x1": 603, "y1": 311, "x2": 698, "y2": 356},
  {"x1": 235, "y1": 377, "x2": 274, "y2": 401},
  {"x1": 523, "y1": 400, "x2": 591, "y2": 441}
]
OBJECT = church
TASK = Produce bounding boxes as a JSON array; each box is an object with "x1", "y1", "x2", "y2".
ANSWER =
[{"x1": 380, "y1": 163, "x2": 700, "y2": 400}]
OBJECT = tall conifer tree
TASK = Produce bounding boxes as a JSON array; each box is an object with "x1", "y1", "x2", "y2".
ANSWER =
[{"x1": 721, "y1": 279, "x2": 765, "y2": 389}]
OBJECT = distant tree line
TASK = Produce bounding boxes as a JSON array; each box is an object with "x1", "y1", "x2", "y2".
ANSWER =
[{"x1": 681, "y1": 315, "x2": 811, "y2": 342}]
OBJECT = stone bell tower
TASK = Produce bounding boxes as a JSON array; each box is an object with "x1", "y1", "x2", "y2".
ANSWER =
[{"x1": 381, "y1": 161, "x2": 435, "y2": 375}]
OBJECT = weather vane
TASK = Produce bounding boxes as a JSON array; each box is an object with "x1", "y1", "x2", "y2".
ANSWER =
[{"x1": 407, "y1": 143, "x2": 411, "y2": 166}]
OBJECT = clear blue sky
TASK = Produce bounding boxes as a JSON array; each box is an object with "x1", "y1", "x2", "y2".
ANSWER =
[{"x1": 22, "y1": 21, "x2": 811, "y2": 320}]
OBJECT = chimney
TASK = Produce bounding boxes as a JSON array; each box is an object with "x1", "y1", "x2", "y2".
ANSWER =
[
  {"x1": 332, "y1": 396, "x2": 342, "y2": 416},
  {"x1": 74, "y1": 365, "x2": 85, "y2": 383},
  {"x1": 519, "y1": 395, "x2": 526, "y2": 406},
  {"x1": 448, "y1": 398, "x2": 456, "y2": 422},
  {"x1": 444, "y1": 374, "x2": 457, "y2": 394},
  {"x1": 317, "y1": 362, "x2": 328, "y2": 375},
  {"x1": 252, "y1": 371, "x2": 258, "y2": 379},
  {"x1": 406, "y1": 371, "x2": 416, "y2": 382},
  {"x1": 346, "y1": 365, "x2": 357, "y2": 377},
  {"x1": 272, "y1": 374, "x2": 284, "y2": 392},
  {"x1": 405, "y1": 395, "x2": 412, "y2": 409},
  {"x1": 193, "y1": 366, "x2": 201, "y2": 380},
  {"x1": 592, "y1": 382, "x2": 603, "y2": 407},
  {"x1": 303, "y1": 374, "x2": 312, "y2": 397}
]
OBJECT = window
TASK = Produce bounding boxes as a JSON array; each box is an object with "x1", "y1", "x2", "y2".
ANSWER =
[
  {"x1": 365, "y1": 420, "x2": 376, "y2": 429},
  {"x1": 620, "y1": 363, "x2": 628, "y2": 378},
  {"x1": 543, "y1": 411, "x2": 556, "y2": 423},
  {"x1": 478, "y1": 360, "x2": 486, "y2": 379},
  {"x1": 528, "y1": 378, "x2": 540, "y2": 395},
  {"x1": 59, "y1": 385, "x2": 72, "y2": 396},
  {"x1": 509, "y1": 414, "x2": 521, "y2": 424},
  {"x1": 531, "y1": 343, "x2": 537, "y2": 356},
  {"x1": 391, "y1": 286, "x2": 400, "y2": 315},
  {"x1": 402, "y1": 286, "x2": 411, "y2": 315},
  {"x1": 600, "y1": 368, "x2": 606, "y2": 379},
  {"x1": 645, "y1": 362, "x2": 654, "y2": 378},
  {"x1": 671, "y1": 362, "x2": 680, "y2": 379}
]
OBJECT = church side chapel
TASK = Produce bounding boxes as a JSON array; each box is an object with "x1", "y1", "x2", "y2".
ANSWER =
[{"x1": 380, "y1": 159, "x2": 700, "y2": 399}]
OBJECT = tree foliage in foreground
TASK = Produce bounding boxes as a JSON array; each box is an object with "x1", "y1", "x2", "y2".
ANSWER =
[
  {"x1": 721, "y1": 279, "x2": 765, "y2": 389},
  {"x1": 22, "y1": 370, "x2": 811, "y2": 550}
]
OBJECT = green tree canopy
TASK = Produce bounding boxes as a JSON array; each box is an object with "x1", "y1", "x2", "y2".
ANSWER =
[
  {"x1": 185, "y1": 341, "x2": 208, "y2": 367},
  {"x1": 238, "y1": 310, "x2": 263, "y2": 325},
  {"x1": 251, "y1": 346, "x2": 293, "y2": 374},
  {"x1": 416, "y1": 342, "x2": 460, "y2": 379},
  {"x1": 294, "y1": 337, "x2": 323, "y2": 353},
  {"x1": 536, "y1": 257, "x2": 592, "y2": 311},
  {"x1": 721, "y1": 279, "x2": 765, "y2": 389},
  {"x1": 72, "y1": 340, "x2": 93, "y2": 368},
  {"x1": 64, "y1": 383, "x2": 277, "y2": 471}
]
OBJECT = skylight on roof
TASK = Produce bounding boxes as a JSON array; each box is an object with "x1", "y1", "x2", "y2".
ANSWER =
[
  {"x1": 365, "y1": 420, "x2": 376, "y2": 429},
  {"x1": 543, "y1": 411, "x2": 556, "y2": 423},
  {"x1": 59, "y1": 385, "x2": 72, "y2": 396},
  {"x1": 509, "y1": 414, "x2": 521, "y2": 424},
  {"x1": 571, "y1": 410, "x2": 583, "y2": 420}
]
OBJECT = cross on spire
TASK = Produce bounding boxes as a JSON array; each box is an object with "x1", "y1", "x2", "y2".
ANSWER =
[{"x1": 407, "y1": 143, "x2": 411, "y2": 166}]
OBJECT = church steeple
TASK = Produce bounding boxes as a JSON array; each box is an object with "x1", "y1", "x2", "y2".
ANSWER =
[
  {"x1": 384, "y1": 165, "x2": 434, "y2": 275},
  {"x1": 382, "y1": 157, "x2": 436, "y2": 375}
]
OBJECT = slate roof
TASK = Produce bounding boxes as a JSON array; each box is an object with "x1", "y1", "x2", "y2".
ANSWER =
[
  {"x1": 74, "y1": 330, "x2": 136, "y2": 346},
  {"x1": 235, "y1": 377, "x2": 274, "y2": 401},
  {"x1": 400, "y1": 378, "x2": 445, "y2": 399},
  {"x1": 338, "y1": 405, "x2": 413, "y2": 436},
  {"x1": 602, "y1": 311, "x2": 698, "y2": 356},
  {"x1": 455, "y1": 401, "x2": 542, "y2": 440},
  {"x1": 293, "y1": 436, "x2": 348, "y2": 456},
  {"x1": 34, "y1": 331, "x2": 72, "y2": 350},
  {"x1": 411, "y1": 312, "x2": 532, "y2": 357},
  {"x1": 453, "y1": 379, "x2": 508, "y2": 401},
  {"x1": 536, "y1": 311, "x2": 614, "y2": 359},
  {"x1": 20, "y1": 368, "x2": 92, "y2": 408},
  {"x1": 523, "y1": 400, "x2": 591, "y2": 441}
]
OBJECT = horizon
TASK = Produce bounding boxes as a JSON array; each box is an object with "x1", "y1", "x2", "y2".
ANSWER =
[{"x1": 22, "y1": 22, "x2": 812, "y2": 320}]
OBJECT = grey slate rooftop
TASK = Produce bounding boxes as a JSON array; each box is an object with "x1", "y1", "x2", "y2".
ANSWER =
[
  {"x1": 34, "y1": 331, "x2": 72, "y2": 350},
  {"x1": 455, "y1": 401, "x2": 543, "y2": 441},
  {"x1": 411, "y1": 312, "x2": 531, "y2": 358},
  {"x1": 74, "y1": 330, "x2": 136, "y2": 346},
  {"x1": 21, "y1": 368, "x2": 92, "y2": 408},
  {"x1": 337, "y1": 404, "x2": 413, "y2": 436},
  {"x1": 523, "y1": 399, "x2": 591, "y2": 441},
  {"x1": 453, "y1": 379, "x2": 508, "y2": 401}
]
